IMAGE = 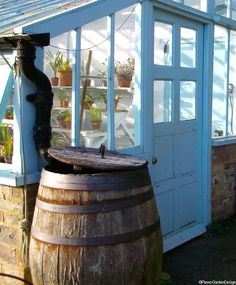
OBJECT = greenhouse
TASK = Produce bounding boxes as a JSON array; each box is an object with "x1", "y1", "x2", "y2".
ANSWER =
[{"x1": 0, "y1": 0, "x2": 236, "y2": 283}]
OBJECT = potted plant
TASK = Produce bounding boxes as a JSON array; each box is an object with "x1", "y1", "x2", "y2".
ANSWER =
[
  {"x1": 98, "y1": 92, "x2": 121, "y2": 111},
  {"x1": 58, "y1": 90, "x2": 70, "y2": 108},
  {"x1": 58, "y1": 56, "x2": 72, "y2": 86},
  {"x1": 1, "y1": 124, "x2": 13, "y2": 163},
  {"x1": 115, "y1": 57, "x2": 135, "y2": 88},
  {"x1": 84, "y1": 94, "x2": 94, "y2": 109},
  {"x1": 45, "y1": 50, "x2": 63, "y2": 86},
  {"x1": 4, "y1": 105, "x2": 13, "y2": 120},
  {"x1": 57, "y1": 110, "x2": 71, "y2": 129},
  {"x1": 89, "y1": 107, "x2": 102, "y2": 130}
]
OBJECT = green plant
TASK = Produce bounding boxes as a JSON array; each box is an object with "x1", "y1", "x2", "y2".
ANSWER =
[
  {"x1": 84, "y1": 94, "x2": 94, "y2": 109},
  {"x1": 58, "y1": 56, "x2": 72, "y2": 71},
  {"x1": 115, "y1": 57, "x2": 135, "y2": 78},
  {"x1": 45, "y1": 50, "x2": 63, "y2": 77},
  {"x1": 97, "y1": 92, "x2": 121, "y2": 104},
  {"x1": 98, "y1": 92, "x2": 107, "y2": 102},
  {"x1": 64, "y1": 110, "x2": 71, "y2": 122},
  {"x1": 57, "y1": 110, "x2": 71, "y2": 121},
  {"x1": 4, "y1": 105, "x2": 13, "y2": 120},
  {"x1": 89, "y1": 107, "x2": 102, "y2": 122},
  {"x1": 1, "y1": 124, "x2": 13, "y2": 162},
  {"x1": 58, "y1": 90, "x2": 70, "y2": 101}
]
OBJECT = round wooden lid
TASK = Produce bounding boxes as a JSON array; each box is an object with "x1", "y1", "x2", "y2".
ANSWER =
[{"x1": 48, "y1": 146, "x2": 147, "y2": 171}]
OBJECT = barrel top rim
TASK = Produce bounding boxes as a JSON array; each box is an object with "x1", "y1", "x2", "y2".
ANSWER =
[{"x1": 48, "y1": 146, "x2": 148, "y2": 170}]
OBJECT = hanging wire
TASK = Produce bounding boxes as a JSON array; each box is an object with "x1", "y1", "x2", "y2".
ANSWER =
[{"x1": 49, "y1": 0, "x2": 141, "y2": 52}]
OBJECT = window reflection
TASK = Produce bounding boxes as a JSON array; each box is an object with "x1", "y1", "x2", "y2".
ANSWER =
[
  {"x1": 212, "y1": 26, "x2": 228, "y2": 137},
  {"x1": 228, "y1": 30, "x2": 236, "y2": 135},
  {"x1": 180, "y1": 27, "x2": 196, "y2": 68},
  {"x1": 180, "y1": 81, "x2": 196, "y2": 121},
  {"x1": 215, "y1": 0, "x2": 229, "y2": 17},
  {"x1": 114, "y1": 5, "x2": 140, "y2": 149},
  {"x1": 153, "y1": 81, "x2": 172, "y2": 124},
  {"x1": 154, "y1": 22, "x2": 172, "y2": 66}
]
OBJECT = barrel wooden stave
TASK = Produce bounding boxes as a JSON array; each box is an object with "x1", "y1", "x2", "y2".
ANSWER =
[
  {"x1": 30, "y1": 232, "x2": 162, "y2": 285},
  {"x1": 29, "y1": 167, "x2": 163, "y2": 285}
]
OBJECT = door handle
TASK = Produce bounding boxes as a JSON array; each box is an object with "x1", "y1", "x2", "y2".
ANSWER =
[{"x1": 152, "y1": 157, "x2": 158, "y2": 164}]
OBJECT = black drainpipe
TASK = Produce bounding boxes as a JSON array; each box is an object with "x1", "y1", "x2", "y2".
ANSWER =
[{"x1": 16, "y1": 39, "x2": 53, "y2": 162}]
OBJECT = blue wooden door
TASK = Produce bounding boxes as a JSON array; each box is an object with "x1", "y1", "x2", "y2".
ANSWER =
[{"x1": 151, "y1": 11, "x2": 205, "y2": 251}]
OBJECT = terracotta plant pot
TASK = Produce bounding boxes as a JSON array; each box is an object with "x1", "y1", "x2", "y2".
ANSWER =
[
  {"x1": 60, "y1": 100, "x2": 69, "y2": 108},
  {"x1": 65, "y1": 120, "x2": 71, "y2": 129},
  {"x1": 59, "y1": 70, "x2": 72, "y2": 86},
  {"x1": 84, "y1": 101, "x2": 93, "y2": 110},
  {"x1": 91, "y1": 120, "x2": 102, "y2": 130},
  {"x1": 117, "y1": 77, "x2": 132, "y2": 88},
  {"x1": 50, "y1": 77, "x2": 59, "y2": 86}
]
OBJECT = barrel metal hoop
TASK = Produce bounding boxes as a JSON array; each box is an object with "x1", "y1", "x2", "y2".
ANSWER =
[
  {"x1": 35, "y1": 188, "x2": 154, "y2": 214},
  {"x1": 31, "y1": 220, "x2": 160, "y2": 246},
  {"x1": 40, "y1": 168, "x2": 151, "y2": 191}
]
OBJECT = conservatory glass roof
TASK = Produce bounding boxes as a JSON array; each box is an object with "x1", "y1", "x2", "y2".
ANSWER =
[{"x1": 0, "y1": 0, "x2": 97, "y2": 35}]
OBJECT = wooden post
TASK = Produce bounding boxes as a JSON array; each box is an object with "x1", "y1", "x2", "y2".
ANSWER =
[{"x1": 80, "y1": 50, "x2": 92, "y2": 129}]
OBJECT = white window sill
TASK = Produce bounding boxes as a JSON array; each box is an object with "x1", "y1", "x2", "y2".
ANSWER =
[{"x1": 212, "y1": 137, "x2": 236, "y2": 147}]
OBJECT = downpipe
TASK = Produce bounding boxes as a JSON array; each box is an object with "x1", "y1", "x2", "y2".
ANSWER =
[{"x1": 16, "y1": 39, "x2": 53, "y2": 161}]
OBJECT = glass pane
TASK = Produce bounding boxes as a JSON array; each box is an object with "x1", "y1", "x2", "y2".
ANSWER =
[
  {"x1": 232, "y1": 0, "x2": 236, "y2": 20},
  {"x1": 80, "y1": 17, "x2": 109, "y2": 148},
  {"x1": 184, "y1": 0, "x2": 200, "y2": 8},
  {"x1": 180, "y1": 81, "x2": 196, "y2": 121},
  {"x1": 0, "y1": 60, "x2": 14, "y2": 164},
  {"x1": 215, "y1": 0, "x2": 229, "y2": 17},
  {"x1": 51, "y1": 87, "x2": 72, "y2": 147},
  {"x1": 153, "y1": 81, "x2": 172, "y2": 124},
  {"x1": 180, "y1": 28, "x2": 196, "y2": 68},
  {"x1": 114, "y1": 5, "x2": 140, "y2": 149},
  {"x1": 212, "y1": 26, "x2": 228, "y2": 137},
  {"x1": 228, "y1": 30, "x2": 236, "y2": 136},
  {"x1": 154, "y1": 22, "x2": 172, "y2": 66},
  {"x1": 44, "y1": 32, "x2": 73, "y2": 147}
]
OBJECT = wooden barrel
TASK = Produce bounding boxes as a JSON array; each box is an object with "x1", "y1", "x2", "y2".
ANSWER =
[{"x1": 29, "y1": 148, "x2": 163, "y2": 285}]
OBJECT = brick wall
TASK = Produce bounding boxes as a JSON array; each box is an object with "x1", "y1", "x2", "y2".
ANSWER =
[
  {"x1": 0, "y1": 183, "x2": 38, "y2": 284},
  {"x1": 212, "y1": 144, "x2": 236, "y2": 221}
]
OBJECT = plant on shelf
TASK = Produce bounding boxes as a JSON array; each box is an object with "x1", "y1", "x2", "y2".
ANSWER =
[
  {"x1": 57, "y1": 110, "x2": 71, "y2": 129},
  {"x1": 45, "y1": 50, "x2": 63, "y2": 86},
  {"x1": 58, "y1": 90, "x2": 70, "y2": 108},
  {"x1": 84, "y1": 94, "x2": 94, "y2": 110},
  {"x1": 1, "y1": 124, "x2": 13, "y2": 163},
  {"x1": 58, "y1": 56, "x2": 72, "y2": 86},
  {"x1": 98, "y1": 92, "x2": 121, "y2": 111},
  {"x1": 115, "y1": 57, "x2": 135, "y2": 88},
  {"x1": 89, "y1": 106, "x2": 102, "y2": 130},
  {"x1": 4, "y1": 105, "x2": 13, "y2": 120}
]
